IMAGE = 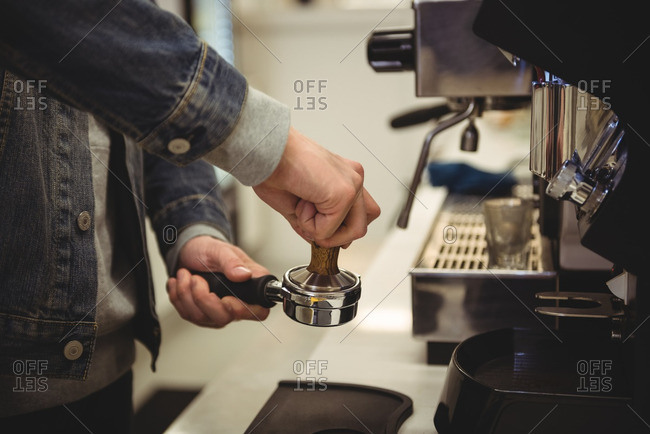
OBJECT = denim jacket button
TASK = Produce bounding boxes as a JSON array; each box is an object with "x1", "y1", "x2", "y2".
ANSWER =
[
  {"x1": 77, "y1": 211, "x2": 91, "y2": 231},
  {"x1": 168, "y1": 138, "x2": 191, "y2": 154},
  {"x1": 63, "y1": 340, "x2": 84, "y2": 360}
]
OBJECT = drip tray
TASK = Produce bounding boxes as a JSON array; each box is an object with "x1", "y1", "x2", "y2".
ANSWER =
[
  {"x1": 410, "y1": 192, "x2": 558, "y2": 345},
  {"x1": 246, "y1": 380, "x2": 413, "y2": 434},
  {"x1": 434, "y1": 328, "x2": 647, "y2": 434}
]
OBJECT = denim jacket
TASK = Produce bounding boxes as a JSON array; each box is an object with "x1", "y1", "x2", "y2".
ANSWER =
[{"x1": 0, "y1": 0, "x2": 289, "y2": 380}]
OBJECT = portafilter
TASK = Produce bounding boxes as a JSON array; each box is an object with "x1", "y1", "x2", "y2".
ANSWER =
[{"x1": 194, "y1": 243, "x2": 361, "y2": 327}]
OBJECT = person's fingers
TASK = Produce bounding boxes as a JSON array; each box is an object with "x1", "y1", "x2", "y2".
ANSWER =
[
  {"x1": 167, "y1": 277, "x2": 186, "y2": 318},
  {"x1": 220, "y1": 296, "x2": 271, "y2": 321},
  {"x1": 173, "y1": 269, "x2": 214, "y2": 324},
  {"x1": 171, "y1": 268, "x2": 271, "y2": 328},
  {"x1": 178, "y1": 237, "x2": 270, "y2": 280},
  {"x1": 205, "y1": 243, "x2": 251, "y2": 282},
  {"x1": 342, "y1": 188, "x2": 381, "y2": 249},
  {"x1": 315, "y1": 182, "x2": 360, "y2": 241},
  {"x1": 186, "y1": 275, "x2": 269, "y2": 326},
  {"x1": 363, "y1": 188, "x2": 381, "y2": 224},
  {"x1": 206, "y1": 245, "x2": 253, "y2": 282},
  {"x1": 295, "y1": 188, "x2": 357, "y2": 243},
  {"x1": 311, "y1": 188, "x2": 381, "y2": 248},
  {"x1": 312, "y1": 190, "x2": 365, "y2": 247},
  {"x1": 189, "y1": 274, "x2": 235, "y2": 328},
  {"x1": 295, "y1": 199, "x2": 317, "y2": 241}
]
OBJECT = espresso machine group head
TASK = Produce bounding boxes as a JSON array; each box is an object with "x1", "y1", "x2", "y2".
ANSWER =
[{"x1": 196, "y1": 243, "x2": 361, "y2": 327}]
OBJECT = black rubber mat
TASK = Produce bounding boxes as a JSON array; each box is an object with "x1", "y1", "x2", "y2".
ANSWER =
[
  {"x1": 134, "y1": 389, "x2": 199, "y2": 434},
  {"x1": 245, "y1": 380, "x2": 413, "y2": 434}
]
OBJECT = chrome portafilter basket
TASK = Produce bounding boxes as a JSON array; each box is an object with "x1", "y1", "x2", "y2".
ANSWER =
[
  {"x1": 196, "y1": 243, "x2": 361, "y2": 327},
  {"x1": 280, "y1": 245, "x2": 361, "y2": 326}
]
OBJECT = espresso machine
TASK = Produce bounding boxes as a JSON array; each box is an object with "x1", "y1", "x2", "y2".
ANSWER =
[
  {"x1": 368, "y1": 0, "x2": 556, "y2": 365},
  {"x1": 367, "y1": 0, "x2": 650, "y2": 432}
]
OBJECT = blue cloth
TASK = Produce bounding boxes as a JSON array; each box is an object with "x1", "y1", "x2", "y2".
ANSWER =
[{"x1": 427, "y1": 162, "x2": 517, "y2": 195}]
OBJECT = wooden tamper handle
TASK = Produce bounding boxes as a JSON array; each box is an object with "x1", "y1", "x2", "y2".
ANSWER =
[{"x1": 306, "y1": 242, "x2": 340, "y2": 275}]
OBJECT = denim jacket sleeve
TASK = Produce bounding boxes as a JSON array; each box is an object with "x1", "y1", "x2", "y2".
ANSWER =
[
  {"x1": 143, "y1": 151, "x2": 232, "y2": 274},
  {"x1": 0, "y1": 0, "x2": 289, "y2": 185}
]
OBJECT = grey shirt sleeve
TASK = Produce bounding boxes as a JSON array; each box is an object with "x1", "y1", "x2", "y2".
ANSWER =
[
  {"x1": 202, "y1": 87, "x2": 290, "y2": 186},
  {"x1": 164, "y1": 224, "x2": 230, "y2": 273}
]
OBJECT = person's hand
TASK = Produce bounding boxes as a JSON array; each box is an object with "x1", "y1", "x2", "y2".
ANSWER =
[
  {"x1": 166, "y1": 236, "x2": 271, "y2": 328},
  {"x1": 252, "y1": 127, "x2": 381, "y2": 248}
]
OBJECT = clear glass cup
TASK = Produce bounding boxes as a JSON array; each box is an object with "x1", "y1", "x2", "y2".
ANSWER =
[{"x1": 482, "y1": 197, "x2": 533, "y2": 270}]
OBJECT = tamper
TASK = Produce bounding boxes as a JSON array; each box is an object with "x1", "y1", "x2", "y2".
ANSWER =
[{"x1": 196, "y1": 243, "x2": 361, "y2": 327}]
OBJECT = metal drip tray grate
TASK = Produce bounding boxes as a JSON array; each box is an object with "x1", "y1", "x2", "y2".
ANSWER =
[
  {"x1": 410, "y1": 191, "x2": 557, "y2": 345},
  {"x1": 414, "y1": 192, "x2": 554, "y2": 276}
]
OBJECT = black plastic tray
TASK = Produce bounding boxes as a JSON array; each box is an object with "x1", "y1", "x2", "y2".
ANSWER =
[{"x1": 245, "y1": 380, "x2": 413, "y2": 433}]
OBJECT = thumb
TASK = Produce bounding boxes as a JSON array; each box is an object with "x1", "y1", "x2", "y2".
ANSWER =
[
  {"x1": 224, "y1": 264, "x2": 253, "y2": 282},
  {"x1": 211, "y1": 246, "x2": 252, "y2": 282},
  {"x1": 180, "y1": 237, "x2": 253, "y2": 282}
]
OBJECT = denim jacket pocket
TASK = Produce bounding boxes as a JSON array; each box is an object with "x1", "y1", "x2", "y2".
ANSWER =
[{"x1": 0, "y1": 313, "x2": 96, "y2": 380}]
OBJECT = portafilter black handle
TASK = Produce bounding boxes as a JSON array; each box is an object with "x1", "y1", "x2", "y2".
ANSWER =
[{"x1": 194, "y1": 271, "x2": 278, "y2": 309}]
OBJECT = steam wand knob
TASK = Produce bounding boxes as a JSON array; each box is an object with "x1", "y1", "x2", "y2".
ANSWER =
[{"x1": 460, "y1": 118, "x2": 479, "y2": 152}]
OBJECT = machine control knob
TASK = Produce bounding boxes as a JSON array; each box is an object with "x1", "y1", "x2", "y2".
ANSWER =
[
  {"x1": 367, "y1": 30, "x2": 414, "y2": 72},
  {"x1": 570, "y1": 181, "x2": 594, "y2": 206}
]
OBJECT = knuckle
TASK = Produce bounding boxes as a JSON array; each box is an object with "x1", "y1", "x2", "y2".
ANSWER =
[
  {"x1": 213, "y1": 320, "x2": 228, "y2": 329},
  {"x1": 189, "y1": 312, "x2": 205, "y2": 324},
  {"x1": 352, "y1": 161, "x2": 364, "y2": 179},
  {"x1": 353, "y1": 225, "x2": 368, "y2": 239},
  {"x1": 257, "y1": 309, "x2": 270, "y2": 321},
  {"x1": 341, "y1": 184, "x2": 358, "y2": 203}
]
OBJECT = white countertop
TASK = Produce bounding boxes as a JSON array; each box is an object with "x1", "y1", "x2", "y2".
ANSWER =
[{"x1": 166, "y1": 185, "x2": 449, "y2": 433}]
